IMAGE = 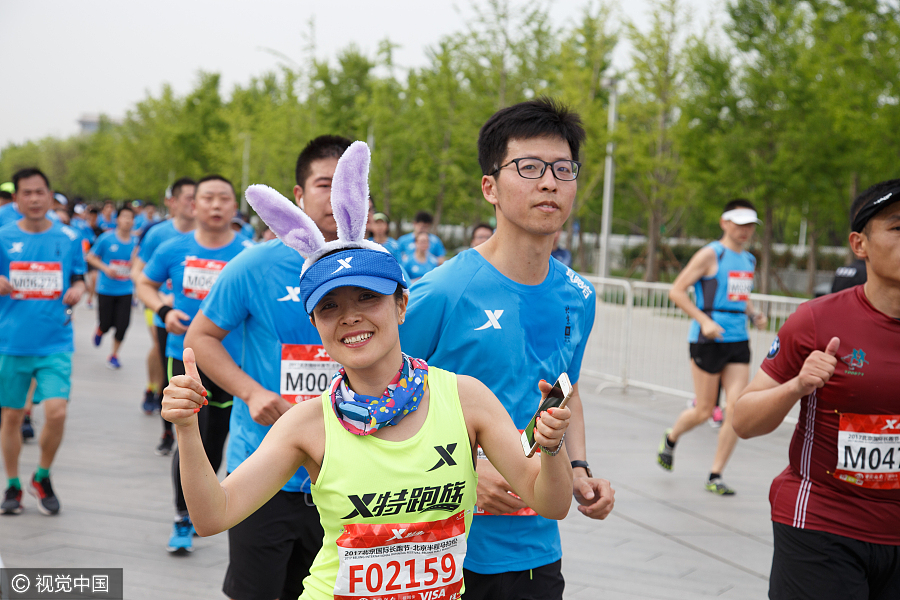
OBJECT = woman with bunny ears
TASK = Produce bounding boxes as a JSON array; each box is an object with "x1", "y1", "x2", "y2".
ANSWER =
[{"x1": 162, "y1": 142, "x2": 574, "y2": 600}]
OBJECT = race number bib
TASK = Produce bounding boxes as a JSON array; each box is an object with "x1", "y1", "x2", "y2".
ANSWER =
[
  {"x1": 9, "y1": 261, "x2": 63, "y2": 300},
  {"x1": 473, "y1": 445, "x2": 537, "y2": 517},
  {"x1": 280, "y1": 344, "x2": 338, "y2": 403},
  {"x1": 334, "y1": 511, "x2": 466, "y2": 600},
  {"x1": 109, "y1": 259, "x2": 132, "y2": 281},
  {"x1": 727, "y1": 271, "x2": 753, "y2": 302},
  {"x1": 182, "y1": 258, "x2": 226, "y2": 300},
  {"x1": 834, "y1": 413, "x2": 900, "y2": 490}
]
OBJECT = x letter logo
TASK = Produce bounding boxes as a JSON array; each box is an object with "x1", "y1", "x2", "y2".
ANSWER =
[
  {"x1": 882, "y1": 419, "x2": 899, "y2": 430},
  {"x1": 475, "y1": 309, "x2": 504, "y2": 331},
  {"x1": 427, "y1": 444, "x2": 458, "y2": 471},
  {"x1": 331, "y1": 257, "x2": 354, "y2": 274},
  {"x1": 277, "y1": 286, "x2": 302, "y2": 302}
]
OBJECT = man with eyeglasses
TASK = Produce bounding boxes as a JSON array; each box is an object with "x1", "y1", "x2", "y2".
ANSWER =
[
  {"x1": 0, "y1": 168, "x2": 85, "y2": 516},
  {"x1": 400, "y1": 98, "x2": 615, "y2": 600}
]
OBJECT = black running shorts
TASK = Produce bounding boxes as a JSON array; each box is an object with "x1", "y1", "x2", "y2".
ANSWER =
[
  {"x1": 461, "y1": 559, "x2": 564, "y2": 600},
  {"x1": 770, "y1": 522, "x2": 900, "y2": 600},
  {"x1": 689, "y1": 340, "x2": 750, "y2": 374},
  {"x1": 223, "y1": 489, "x2": 323, "y2": 600}
]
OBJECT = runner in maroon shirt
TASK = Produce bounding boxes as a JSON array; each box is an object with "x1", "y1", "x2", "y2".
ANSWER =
[{"x1": 734, "y1": 179, "x2": 900, "y2": 600}]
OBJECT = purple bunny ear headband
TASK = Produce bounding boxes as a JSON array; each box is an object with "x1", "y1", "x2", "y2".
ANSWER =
[{"x1": 244, "y1": 141, "x2": 390, "y2": 274}]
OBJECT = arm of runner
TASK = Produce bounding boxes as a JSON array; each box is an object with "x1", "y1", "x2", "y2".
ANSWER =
[
  {"x1": 185, "y1": 311, "x2": 292, "y2": 426},
  {"x1": 63, "y1": 279, "x2": 85, "y2": 306},
  {"x1": 746, "y1": 299, "x2": 767, "y2": 329},
  {"x1": 734, "y1": 336, "x2": 840, "y2": 438},
  {"x1": 135, "y1": 272, "x2": 190, "y2": 334},
  {"x1": 459, "y1": 375, "x2": 573, "y2": 520},
  {"x1": 130, "y1": 256, "x2": 145, "y2": 285},
  {"x1": 565, "y1": 383, "x2": 615, "y2": 520},
  {"x1": 668, "y1": 247, "x2": 723, "y2": 339},
  {"x1": 163, "y1": 348, "x2": 314, "y2": 536},
  {"x1": 473, "y1": 458, "x2": 528, "y2": 515},
  {"x1": 0, "y1": 275, "x2": 11, "y2": 296},
  {"x1": 86, "y1": 253, "x2": 113, "y2": 278}
]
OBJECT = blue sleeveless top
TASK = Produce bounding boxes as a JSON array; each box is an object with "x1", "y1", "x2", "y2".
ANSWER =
[{"x1": 688, "y1": 241, "x2": 756, "y2": 343}]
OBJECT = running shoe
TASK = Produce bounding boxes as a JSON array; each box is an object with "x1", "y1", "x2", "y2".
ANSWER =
[
  {"x1": 709, "y1": 405, "x2": 724, "y2": 429},
  {"x1": 2, "y1": 486, "x2": 23, "y2": 515},
  {"x1": 142, "y1": 390, "x2": 158, "y2": 415},
  {"x1": 22, "y1": 414, "x2": 35, "y2": 441},
  {"x1": 705, "y1": 477, "x2": 736, "y2": 496},
  {"x1": 92, "y1": 328, "x2": 103, "y2": 347},
  {"x1": 107, "y1": 355, "x2": 121, "y2": 370},
  {"x1": 167, "y1": 515, "x2": 194, "y2": 554},
  {"x1": 155, "y1": 431, "x2": 175, "y2": 456},
  {"x1": 657, "y1": 429, "x2": 674, "y2": 471},
  {"x1": 28, "y1": 473, "x2": 60, "y2": 515}
]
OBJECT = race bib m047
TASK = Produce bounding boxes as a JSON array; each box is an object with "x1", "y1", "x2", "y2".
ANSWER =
[
  {"x1": 10, "y1": 261, "x2": 63, "y2": 300},
  {"x1": 834, "y1": 413, "x2": 900, "y2": 490}
]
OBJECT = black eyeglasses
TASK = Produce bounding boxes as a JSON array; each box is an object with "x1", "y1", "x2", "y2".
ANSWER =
[{"x1": 491, "y1": 158, "x2": 581, "y2": 181}]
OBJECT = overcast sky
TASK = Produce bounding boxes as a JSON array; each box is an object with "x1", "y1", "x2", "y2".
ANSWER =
[{"x1": 0, "y1": 0, "x2": 724, "y2": 150}]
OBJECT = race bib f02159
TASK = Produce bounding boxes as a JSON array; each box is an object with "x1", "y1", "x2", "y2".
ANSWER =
[
  {"x1": 727, "y1": 271, "x2": 753, "y2": 302},
  {"x1": 334, "y1": 511, "x2": 466, "y2": 600},
  {"x1": 182, "y1": 257, "x2": 226, "y2": 300},
  {"x1": 834, "y1": 413, "x2": 900, "y2": 490},
  {"x1": 280, "y1": 344, "x2": 339, "y2": 403},
  {"x1": 109, "y1": 259, "x2": 131, "y2": 281},
  {"x1": 10, "y1": 261, "x2": 63, "y2": 300}
]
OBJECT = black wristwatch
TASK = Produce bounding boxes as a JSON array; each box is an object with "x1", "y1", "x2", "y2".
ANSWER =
[{"x1": 571, "y1": 460, "x2": 592, "y2": 478}]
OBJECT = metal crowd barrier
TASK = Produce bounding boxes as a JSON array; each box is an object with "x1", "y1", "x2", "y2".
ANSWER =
[{"x1": 581, "y1": 276, "x2": 807, "y2": 399}]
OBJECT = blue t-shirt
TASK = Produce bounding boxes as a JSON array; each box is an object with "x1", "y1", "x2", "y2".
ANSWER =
[
  {"x1": 399, "y1": 248, "x2": 596, "y2": 574},
  {"x1": 143, "y1": 232, "x2": 253, "y2": 361},
  {"x1": 688, "y1": 240, "x2": 756, "y2": 343},
  {"x1": 0, "y1": 222, "x2": 87, "y2": 356},
  {"x1": 131, "y1": 213, "x2": 147, "y2": 237},
  {"x1": 200, "y1": 239, "x2": 330, "y2": 493},
  {"x1": 397, "y1": 232, "x2": 445, "y2": 259},
  {"x1": 90, "y1": 230, "x2": 137, "y2": 296},
  {"x1": 97, "y1": 213, "x2": 117, "y2": 231},
  {"x1": 0, "y1": 203, "x2": 58, "y2": 227},
  {"x1": 138, "y1": 220, "x2": 193, "y2": 327},
  {"x1": 401, "y1": 253, "x2": 439, "y2": 282},
  {"x1": 70, "y1": 218, "x2": 97, "y2": 247},
  {"x1": 370, "y1": 236, "x2": 402, "y2": 262}
]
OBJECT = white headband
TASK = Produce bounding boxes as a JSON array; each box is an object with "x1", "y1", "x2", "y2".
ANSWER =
[{"x1": 721, "y1": 208, "x2": 761, "y2": 225}]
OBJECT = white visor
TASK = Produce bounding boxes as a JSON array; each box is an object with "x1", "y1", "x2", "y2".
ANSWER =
[{"x1": 722, "y1": 208, "x2": 761, "y2": 225}]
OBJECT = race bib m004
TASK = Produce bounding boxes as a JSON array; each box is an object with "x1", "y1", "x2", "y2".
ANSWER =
[{"x1": 280, "y1": 344, "x2": 339, "y2": 403}]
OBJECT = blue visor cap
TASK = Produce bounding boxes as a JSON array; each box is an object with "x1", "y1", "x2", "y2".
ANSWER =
[{"x1": 300, "y1": 248, "x2": 408, "y2": 314}]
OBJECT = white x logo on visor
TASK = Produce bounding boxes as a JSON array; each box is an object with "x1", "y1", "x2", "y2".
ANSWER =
[{"x1": 330, "y1": 257, "x2": 354, "y2": 275}]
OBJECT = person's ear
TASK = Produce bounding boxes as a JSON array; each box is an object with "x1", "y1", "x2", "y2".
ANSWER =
[
  {"x1": 293, "y1": 185, "x2": 305, "y2": 211},
  {"x1": 397, "y1": 293, "x2": 409, "y2": 324},
  {"x1": 482, "y1": 175, "x2": 499, "y2": 208},
  {"x1": 849, "y1": 231, "x2": 867, "y2": 260}
]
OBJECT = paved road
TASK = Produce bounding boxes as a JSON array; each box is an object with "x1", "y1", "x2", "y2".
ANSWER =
[{"x1": 1, "y1": 301, "x2": 794, "y2": 599}]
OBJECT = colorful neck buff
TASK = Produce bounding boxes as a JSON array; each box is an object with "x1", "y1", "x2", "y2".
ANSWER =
[{"x1": 329, "y1": 353, "x2": 428, "y2": 436}]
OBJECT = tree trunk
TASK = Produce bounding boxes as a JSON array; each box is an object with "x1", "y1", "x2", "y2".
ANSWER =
[
  {"x1": 760, "y1": 201, "x2": 774, "y2": 294},
  {"x1": 645, "y1": 209, "x2": 660, "y2": 281},
  {"x1": 806, "y1": 218, "x2": 817, "y2": 297}
]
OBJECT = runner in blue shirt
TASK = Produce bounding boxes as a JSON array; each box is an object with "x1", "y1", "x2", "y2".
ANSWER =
[
  {"x1": 87, "y1": 205, "x2": 138, "y2": 369},
  {"x1": 368, "y1": 212, "x2": 402, "y2": 261},
  {"x1": 399, "y1": 99, "x2": 615, "y2": 600},
  {"x1": 400, "y1": 231, "x2": 439, "y2": 282},
  {"x1": 183, "y1": 135, "x2": 350, "y2": 600},
  {"x1": 131, "y1": 178, "x2": 195, "y2": 428},
  {"x1": 397, "y1": 210, "x2": 446, "y2": 263},
  {"x1": 97, "y1": 201, "x2": 117, "y2": 231},
  {"x1": 136, "y1": 175, "x2": 253, "y2": 555},
  {"x1": 0, "y1": 168, "x2": 86, "y2": 517},
  {"x1": 657, "y1": 199, "x2": 767, "y2": 495}
]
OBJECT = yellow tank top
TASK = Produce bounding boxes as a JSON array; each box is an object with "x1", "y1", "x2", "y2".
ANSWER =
[{"x1": 302, "y1": 366, "x2": 478, "y2": 600}]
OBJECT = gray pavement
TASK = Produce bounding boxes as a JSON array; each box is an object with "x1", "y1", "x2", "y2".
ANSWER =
[{"x1": 1, "y1": 301, "x2": 794, "y2": 599}]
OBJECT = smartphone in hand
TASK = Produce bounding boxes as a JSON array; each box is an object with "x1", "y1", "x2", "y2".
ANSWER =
[{"x1": 521, "y1": 373, "x2": 573, "y2": 457}]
